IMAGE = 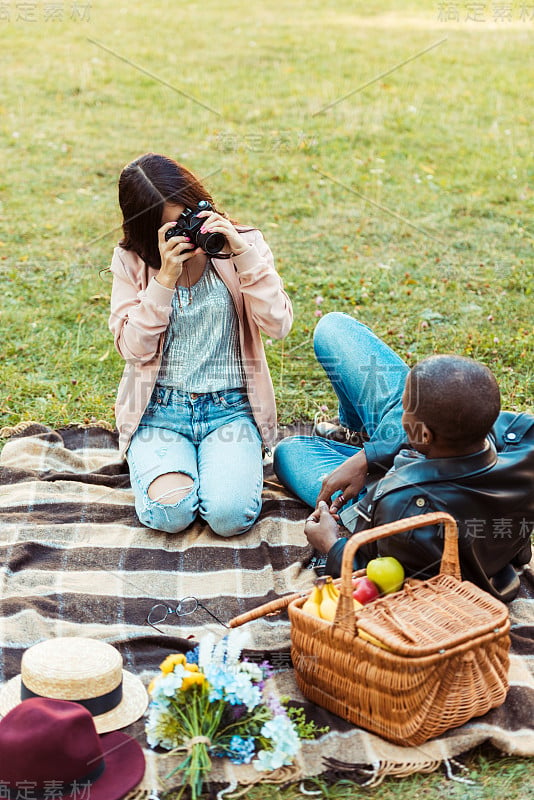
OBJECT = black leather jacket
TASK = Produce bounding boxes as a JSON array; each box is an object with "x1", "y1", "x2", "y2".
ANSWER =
[{"x1": 325, "y1": 411, "x2": 534, "y2": 602}]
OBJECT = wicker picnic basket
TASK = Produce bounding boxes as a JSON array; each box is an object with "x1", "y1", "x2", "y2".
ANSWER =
[{"x1": 230, "y1": 512, "x2": 511, "y2": 746}]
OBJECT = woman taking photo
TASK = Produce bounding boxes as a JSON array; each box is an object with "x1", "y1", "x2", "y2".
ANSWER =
[{"x1": 109, "y1": 153, "x2": 292, "y2": 536}]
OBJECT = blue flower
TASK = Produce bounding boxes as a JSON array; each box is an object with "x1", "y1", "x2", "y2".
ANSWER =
[
  {"x1": 204, "y1": 665, "x2": 227, "y2": 701},
  {"x1": 253, "y1": 715, "x2": 301, "y2": 772},
  {"x1": 224, "y1": 673, "x2": 262, "y2": 710},
  {"x1": 228, "y1": 735, "x2": 256, "y2": 764},
  {"x1": 204, "y1": 665, "x2": 262, "y2": 711},
  {"x1": 254, "y1": 748, "x2": 287, "y2": 772},
  {"x1": 186, "y1": 645, "x2": 199, "y2": 665}
]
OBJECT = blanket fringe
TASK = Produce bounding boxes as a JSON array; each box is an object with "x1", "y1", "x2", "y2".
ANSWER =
[
  {"x1": 121, "y1": 757, "x2": 474, "y2": 800},
  {"x1": 73, "y1": 419, "x2": 115, "y2": 431},
  {"x1": 0, "y1": 421, "x2": 42, "y2": 438},
  {"x1": 0, "y1": 419, "x2": 115, "y2": 439},
  {"x1": 322, "y1": 756, "x2": 443, "y2": 788},
  {"x1": 297, "y1": 782, "x2": 323, "y2": 796},
  {"x1": 443, "y1": 757, "x2": 477, "y2": 785},
  {"x1": 212, "y1": 764, "x2": 301, "y2": 799}
]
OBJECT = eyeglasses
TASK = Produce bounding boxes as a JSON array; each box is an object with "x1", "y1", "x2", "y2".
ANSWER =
[{"x1": 145, "y1": 596, "x2": 228, "y2": 632}]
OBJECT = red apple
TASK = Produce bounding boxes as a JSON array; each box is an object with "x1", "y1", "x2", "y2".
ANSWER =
[{"x1": 352, "y1": 576, "x2": 381, "y2": 604}]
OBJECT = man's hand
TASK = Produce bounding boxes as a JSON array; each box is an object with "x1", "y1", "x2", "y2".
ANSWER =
[
  {"x1": 316, "y1": 449, "x2": 368, "y2": 515},
  {"x1": 304, "y1": 501, "x2": 341, "y2": 554}
]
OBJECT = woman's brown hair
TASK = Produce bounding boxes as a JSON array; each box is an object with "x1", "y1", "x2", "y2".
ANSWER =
[{"x1": 118, "y1": 153, "x2": 222, "y2": 269}]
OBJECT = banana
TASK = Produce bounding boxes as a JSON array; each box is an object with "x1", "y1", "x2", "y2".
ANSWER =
[
  {"x1": 358, "y1": 628, "x2": 392, "y2": 651},
  {"x1": 325, "y1": 578, "x2": 340, "y2": 599},
  {"x1": 319, "y1": 595, "x2": 337, "y2": 621},
  {"x1": 301, "y1": 584, "x2": 323, "y2": 618},
  {"x1": 318, "y1": 577, "x2": 339, "y2": 621},
  {"x1": 301, "y1": 577, "x2": 365, "y2": 623}
]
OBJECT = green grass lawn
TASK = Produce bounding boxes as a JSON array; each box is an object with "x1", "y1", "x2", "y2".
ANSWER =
[
  {"x1": 1, "y1": 0, "x2": 533, "y2": 794},
  {"x1": 1, "y1": 0, "x2": 531, "y2": 431}
]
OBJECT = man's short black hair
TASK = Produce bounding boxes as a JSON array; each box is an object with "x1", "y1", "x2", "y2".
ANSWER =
[{"x1": 406, "y1": 355, "x2": 501, "y2": 446}]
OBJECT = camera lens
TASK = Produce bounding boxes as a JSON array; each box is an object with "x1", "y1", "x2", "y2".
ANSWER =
[{"x1": 197, "y1": 231, "x2": 226, "y2": 255}]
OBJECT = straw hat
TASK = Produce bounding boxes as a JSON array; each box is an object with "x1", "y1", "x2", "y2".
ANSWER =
[
  {"x1": 0, "y1": 637, "x2": 148, "y2": 733},
  {"x1": 0, "y1": 697, "x2": 145, "y2": 800}
]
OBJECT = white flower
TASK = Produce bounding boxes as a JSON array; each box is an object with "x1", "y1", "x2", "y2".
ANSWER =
[
  {"x1": 225, "y1": 629, "x2": 249, "y2": 667},
  {"x1": 238, "y1": 662, "x2": 263, "y2": 682},
  {"x1": 211, "y1": 637, "x2": 228, "y2": 668},
  {"x1": 197, "y1": 632, "x2": 216, "y2": 670},
  {"x1": 150, "y1": 668, "x2": 185, "y2": 704},
  {"x1": 198, "y1": 630, "x2": 250, "y2": 683},
  {"x1": 145, "y1": 706, "x2": 178, "y2": 750}
]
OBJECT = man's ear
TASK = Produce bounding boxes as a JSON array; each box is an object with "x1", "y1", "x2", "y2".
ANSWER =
[{"x1": 421, "y1": 423, "x2": 434, "y2": 445}]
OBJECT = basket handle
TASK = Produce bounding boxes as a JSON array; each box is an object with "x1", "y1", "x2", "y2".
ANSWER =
[
  {"x1": 228, "y1": 591, "x2": 307, "y2": 628},
  {"x1": 335, "y1": 511, "x2": 459, "y2": 635}
]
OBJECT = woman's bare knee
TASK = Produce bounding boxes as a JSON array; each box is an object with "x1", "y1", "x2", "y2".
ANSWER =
[{"x1": 148, "y1": 472, "x2": 194, "y2": 504}]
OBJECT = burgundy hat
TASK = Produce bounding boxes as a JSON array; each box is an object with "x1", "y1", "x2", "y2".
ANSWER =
[{"x1": 0, "y1": 697, "x2": 145, "y2": 800}]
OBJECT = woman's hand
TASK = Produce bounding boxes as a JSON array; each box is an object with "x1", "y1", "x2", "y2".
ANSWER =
[
  {"x1": 156, "y1": 221, "x2": 203, "y2": 289},
  {"x1": 316, "y1": 449, "x2": 368, "y2": 516},
  {"x1": 196, "y1": 210, "x2": 249, "y2": 256},
  {"x1": 304, "y1": 501, "x2": 341, "y2": 554}
]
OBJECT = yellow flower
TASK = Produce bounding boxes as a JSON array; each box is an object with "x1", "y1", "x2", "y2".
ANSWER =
[
  {"x1": 181, "y1": 671, "x2": 206, "y2": 691},
  {"x1": 148, "y1": 678, "x2": 157, "y2": 695},
  {"x1": 159, "y1": 653, "x2": 187, "y2": 674},
  {"x1": 185, "y1": 662, "x2": 199, "y2": 672}
]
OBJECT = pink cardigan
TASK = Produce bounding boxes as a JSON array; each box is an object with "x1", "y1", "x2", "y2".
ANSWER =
[{"x1": 108, "y1": 229, "x2": 293, "y2": 457}]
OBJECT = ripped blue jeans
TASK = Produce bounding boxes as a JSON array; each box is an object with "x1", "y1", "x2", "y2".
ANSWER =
[{"x1": 127, "y1": 386, "x2": 263, "y2": 536}]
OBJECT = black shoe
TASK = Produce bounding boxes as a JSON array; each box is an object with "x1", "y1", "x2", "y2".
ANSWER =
[
  {"x1": 313, "y1": 415, "x2": 367, "y2": 447},
  {"x1": 511, "y1": 541, "x2": 532, "y2": 567}
]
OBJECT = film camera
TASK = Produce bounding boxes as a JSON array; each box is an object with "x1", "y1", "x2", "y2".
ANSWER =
[{"x1": 164, "y1": 200, "x2": 226, "y2": 256}]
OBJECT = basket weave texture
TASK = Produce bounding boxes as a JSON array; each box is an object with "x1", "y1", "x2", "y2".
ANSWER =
[{"x1": 288, "y1": 512, "x2": 510, "y2": 745}]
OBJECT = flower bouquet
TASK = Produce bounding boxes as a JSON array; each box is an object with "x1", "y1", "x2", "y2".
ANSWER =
[{"x1": 145, "y1": 631, "x2": 305, "y2": 799}]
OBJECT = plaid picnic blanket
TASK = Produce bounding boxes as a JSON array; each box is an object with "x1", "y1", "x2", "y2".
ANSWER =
[{"x1": 1, "y1": 423, "x2": 533, "y2": 796}]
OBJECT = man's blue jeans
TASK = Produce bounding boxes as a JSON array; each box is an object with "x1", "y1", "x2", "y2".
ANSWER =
[{"x1": 273, "y1": 313, "x2": 409, "y2": 508}]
